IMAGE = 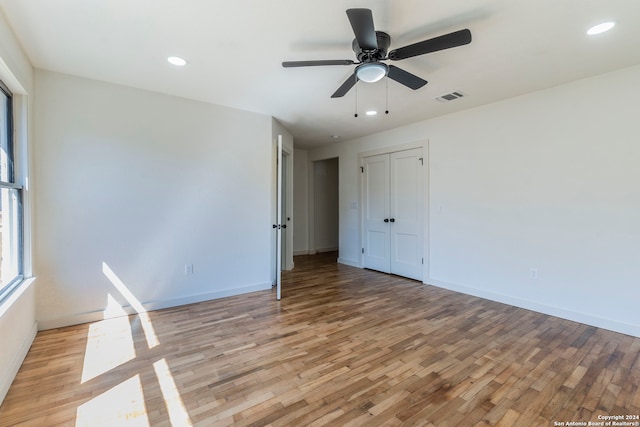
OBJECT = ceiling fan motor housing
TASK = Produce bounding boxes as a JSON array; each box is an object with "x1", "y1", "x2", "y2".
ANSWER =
[{"x1": 353, "y1": 31, "x2": 391, "y2": 62}]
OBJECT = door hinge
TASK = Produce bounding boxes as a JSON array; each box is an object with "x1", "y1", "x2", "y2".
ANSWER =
[
  {"x1": 418, "y1": 157, "x2": 424, "y2": 165},
  {"x1": 360, "y1": 166, "x2": 364, "y2": 173},
  {"x1": 422, "y1": 258, "x2": 424, "y2": 264},
  {"x1": 362, "y1": 248, "x2": 364, "y2": 254}
]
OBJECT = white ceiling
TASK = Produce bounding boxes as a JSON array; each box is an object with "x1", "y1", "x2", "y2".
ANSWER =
[{"x1": 1, "y1": 0, "x2": 639, "y2": 148}]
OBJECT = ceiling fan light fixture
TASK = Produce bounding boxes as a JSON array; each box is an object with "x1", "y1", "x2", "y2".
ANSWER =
[{"x1": 356, "y1": 63, "x2": 388, "y2": 83}]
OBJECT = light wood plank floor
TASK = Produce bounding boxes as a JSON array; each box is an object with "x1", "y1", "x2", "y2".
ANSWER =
[{"x1": 1, "y1": 252, "x2": 639, "y2": 426}]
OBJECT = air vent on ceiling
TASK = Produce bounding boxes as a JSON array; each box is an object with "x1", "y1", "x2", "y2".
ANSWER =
[{"x1": 435, "y1": 91, "x2": 465, "y2": 102}]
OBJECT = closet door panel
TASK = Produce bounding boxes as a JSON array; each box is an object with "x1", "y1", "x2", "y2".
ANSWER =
[
  {"x1": 390, "y1": 148, "x2": 423, "y2": 280},
  {"x1": 362, "y1": 154, "x2": 390, "y2": 273}
]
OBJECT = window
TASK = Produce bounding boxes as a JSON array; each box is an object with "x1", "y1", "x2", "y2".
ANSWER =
[{"x1": 0, "y1": 79, "x2": 23, "y2": 302}]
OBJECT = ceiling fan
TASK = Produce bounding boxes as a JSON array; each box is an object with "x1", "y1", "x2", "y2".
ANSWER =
[{"x1": 282, "y1": 8, "x2": 472, "y2": 98}]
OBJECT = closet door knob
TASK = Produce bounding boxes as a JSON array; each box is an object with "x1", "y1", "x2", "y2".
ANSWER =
[
  {"x1": 390, "y1": 218, "x2": 395, "y2": 223},
  {"x1": 384, "y1": 218, "x2": 389, "y2": 223}
]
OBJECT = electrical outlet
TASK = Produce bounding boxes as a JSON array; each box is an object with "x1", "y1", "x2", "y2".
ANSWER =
[
  {"x1": 529, "y1": 268, "x2": 538, "y2": 280},
  {"x1": 185, "y1": 264, "x2": 193, "y2": 275}
]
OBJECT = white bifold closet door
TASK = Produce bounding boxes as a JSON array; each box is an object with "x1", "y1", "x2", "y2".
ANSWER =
[{"x1": 363, "y1": 147, "x2": 423, "y2": 281}]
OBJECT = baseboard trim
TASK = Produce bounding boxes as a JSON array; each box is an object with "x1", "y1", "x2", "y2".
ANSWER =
[
  {"x1": 0, "y1": 321, "x2": 37, "y2": 404},
  {"x1": 316, "y1": 246, "x2": 338, "y2": 253},
  {"x1": 338, "y1": 258, "x2": 361, "y2": 268},
  {"x1": 294, "y1": 248, "x2": 339, "y2": 256},
  {"x1": 428, "y1": 278, "x2": 640, "y2": 338},
  {"x1": 38, "y1": 282, "x2": 273, "y2": 331}
]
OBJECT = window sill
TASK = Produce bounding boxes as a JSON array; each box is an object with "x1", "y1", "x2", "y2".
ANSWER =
[{"x1": 0, "y1": 277, "x2": 35, "y2": 318}]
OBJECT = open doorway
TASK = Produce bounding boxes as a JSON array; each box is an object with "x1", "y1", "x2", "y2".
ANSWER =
[{"x1": 312, "y1": 157, "x2": 339, "y2": 255}]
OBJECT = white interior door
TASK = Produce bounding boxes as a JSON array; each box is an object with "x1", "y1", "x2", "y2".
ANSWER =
[
  {"x1": 363, "y1": 154, "x2": 390, "y2": 273},
  {"x1": 389, "y1": 148, "x2": 423, "y2": 280},
  {"x1": 362, "y1": 148, "x2": 423, "y2": 281}
]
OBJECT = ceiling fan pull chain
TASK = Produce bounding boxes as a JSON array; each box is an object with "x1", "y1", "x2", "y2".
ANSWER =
[
  {"x1": 385, "y1": 77, "x2": 389, "y2": 114},
  {"x1": 354, "y1": 75, "x2": 359, "y2": 118}
]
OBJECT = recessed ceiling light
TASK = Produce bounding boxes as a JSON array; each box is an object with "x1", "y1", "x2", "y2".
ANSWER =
[
  {"x1": 366, "y1": 110, "x2": 378, "y2": 116},
  {"x1": 331, "y1": 135, "x2": 341, "y2": 140},
  {"x1": 587, "y1": 22, "x2": 615, "y2": 35},
  {"x1": 167, "y1": 56, "x2": 187, "y2": 66}
]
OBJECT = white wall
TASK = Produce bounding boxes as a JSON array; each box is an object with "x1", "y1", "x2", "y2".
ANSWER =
[
  {"x1": 0, "y1": 8, "x2": 36, "y2": 404},
  {"x1": 304, "y1": 64, "x2": 640, "y2": 337},
  {"x1": 34, "y1": 70, "x2": 274, "y2": 329},
  {"x1": 313, "y1": 158, "x2": 339, "y2": 252},
  {"x1": 293, "y1": 148, "x2": 309, "y2": 255}
]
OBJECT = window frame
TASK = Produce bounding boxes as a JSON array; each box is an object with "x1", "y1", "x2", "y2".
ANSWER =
[{"x1": 0, "y1": 78, "x2": 24, "y2": 303}]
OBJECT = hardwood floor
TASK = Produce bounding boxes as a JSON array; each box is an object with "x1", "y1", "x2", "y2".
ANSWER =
[{"x1": 1, "y1": 252, "x2": 639, "y2": 426}]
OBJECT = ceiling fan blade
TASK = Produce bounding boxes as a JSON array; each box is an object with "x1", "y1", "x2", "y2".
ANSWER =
[
  {"x1": 346, "y1": 8, "x2": 378, "y2": 50},
  {"x1": 387, "y1": 65, "x2": 428, "y2": 90},
  {"x1": 282, "y1": 59, "x2": 355, "y2": 68},
  {"x1": 388, "y1": 29, "x2": 472, "y2": 61},
  {"x1": 331, "y1": 73, "x2": 358, "y2": 98}
]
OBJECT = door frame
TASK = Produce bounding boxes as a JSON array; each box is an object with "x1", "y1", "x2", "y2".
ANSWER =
[
  {"x1": 358, "y1": 140, "x2": 429, "y2": 282},
  {"x1": 273, "y1": 134, "x2": 294, "y2": 300},
  {"x1": 274, "y1": 138, "x2": 294, "y2": 272},
  {"x1": 280, "y1": 150, "x2": 293, "y2": 269}
]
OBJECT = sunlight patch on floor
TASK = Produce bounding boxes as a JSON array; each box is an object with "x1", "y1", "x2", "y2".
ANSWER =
[
  {"x1": 153, "y1": 358, "x2": 193, "y2": 426},
  {"x1": 76, "y1": 375, "x2": 149, "y2": 427},
  {"x1": 77, "y1": 263, "x2": 194, "y2": 425},
  {"x1": 81, "y1": 294, "x2": 136, "y2": 383}
]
